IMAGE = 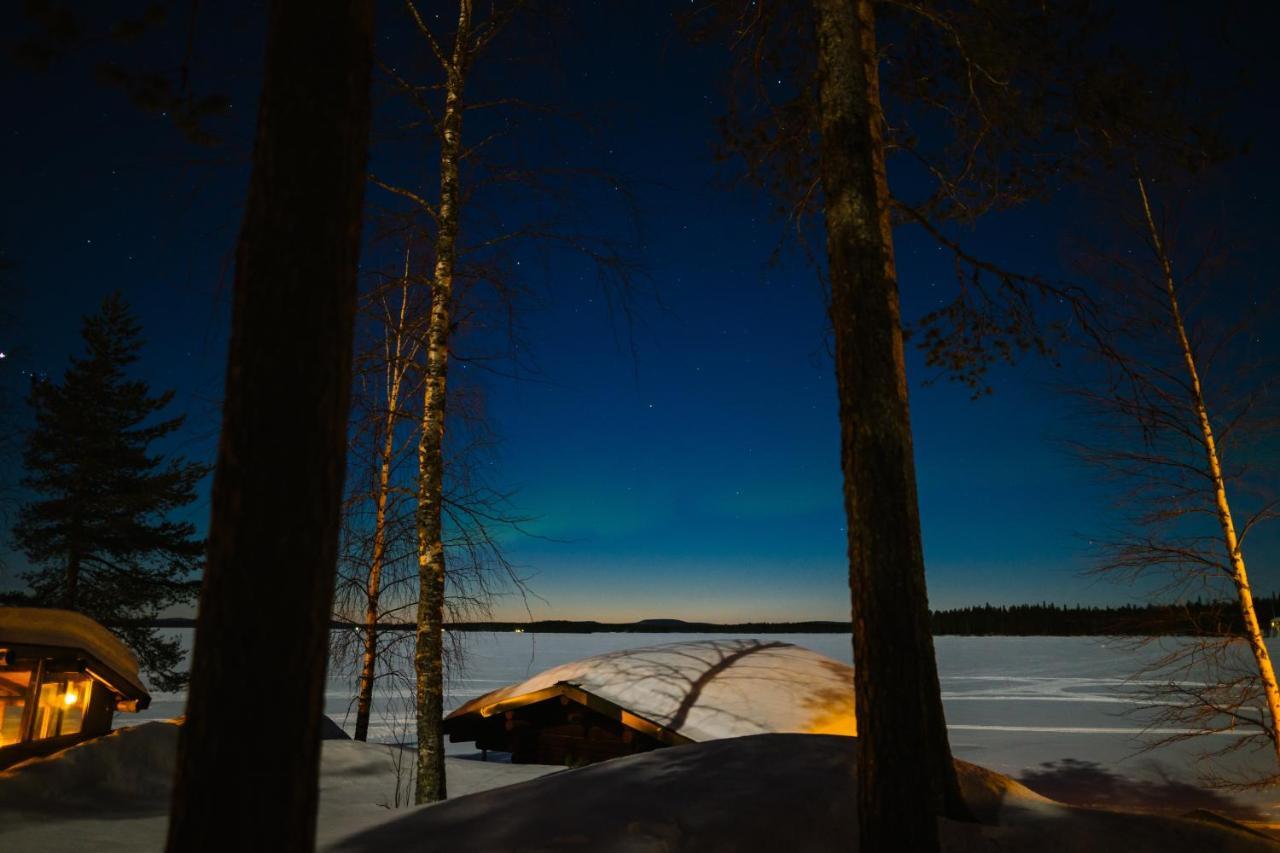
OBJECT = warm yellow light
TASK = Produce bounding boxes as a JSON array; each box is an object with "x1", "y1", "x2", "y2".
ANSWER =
[{"x1": 63, "y1": 690, "x2": 79, "y2": 706}]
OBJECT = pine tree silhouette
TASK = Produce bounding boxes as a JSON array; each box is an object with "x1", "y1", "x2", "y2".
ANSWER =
[{"x1": 11, "y1": 292, "x2": 209, "y2": 690}]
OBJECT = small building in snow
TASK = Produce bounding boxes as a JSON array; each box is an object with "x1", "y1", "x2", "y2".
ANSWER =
[
  {"x1": 443, "y1": 639, "x2": 856, "y2": 766},
  {"x1": 0, "y1": 607, "x2": 151, "y2": 770}
]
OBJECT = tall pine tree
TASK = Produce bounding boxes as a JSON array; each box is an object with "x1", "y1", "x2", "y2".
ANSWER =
[{"x1": 11, "y1": 292, "x2": 207, "y2": 690}]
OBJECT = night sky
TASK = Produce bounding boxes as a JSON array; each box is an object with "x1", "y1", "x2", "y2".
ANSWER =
[{"x1": 2, "y1": 1, "x2": 1278, "y2": 622}]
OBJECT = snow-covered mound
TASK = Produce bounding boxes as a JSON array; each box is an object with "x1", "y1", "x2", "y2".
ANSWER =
[
  {"x1": 446, "y1": 639, "x2": 856, "y2": 742},
  {"x1": 0, "y1": 718, "x2": 561, "y2": 852},
  {"x1": 330, "y1": 734, "x2": 1279, "y2": 853},
  {"x1": 0, "y1": 720, "x2": 180, "y2": 813}
]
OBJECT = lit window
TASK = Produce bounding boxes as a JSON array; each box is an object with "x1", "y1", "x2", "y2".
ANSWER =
[
  {"x1": 31, "y1": 674, "x2": 93, "y2": 740},
  {"x1": 0, "y1": 670, "x2": 32, "y2": 747}
]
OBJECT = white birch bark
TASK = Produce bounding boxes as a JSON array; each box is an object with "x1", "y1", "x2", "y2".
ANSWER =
[
  {"x1": 1136, "y1": 173, "x2": 1280, "y2": 762},
  {"x1": 414, "y1": 0, "x2": 471, "y2": 805}
]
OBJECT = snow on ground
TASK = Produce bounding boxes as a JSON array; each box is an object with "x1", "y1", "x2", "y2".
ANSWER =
[
  {"x1": 0, "y1": 720, "x2": 560, "y2": 852},
  {"x1": 329, "y1": 733, "x2": 1279, "y2": 853},
  {"x1": 3, "y1": 721, "x2": 1275, "y2": 852},
  {"x1": 120, "y1": 633, "x2": 1280, "y2": 826}
]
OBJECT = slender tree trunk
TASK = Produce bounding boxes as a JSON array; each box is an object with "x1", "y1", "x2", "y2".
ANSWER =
[
  {"x1": 415, "y1": 0, "x2": 470, "y2": 805},
  {"x1": 353, "y1": 515, "x2": 383, "y2": 744},
  {"x1": 811, "y1": 0, "x2": 969, "y2": 847},
  {"x1": 165, "y1": 1, "x2": 372, "y2": 849},
  {"x1": 1136, "y1": 173, "x2": 1280, "y2": 760},
  {"x1": 353, "y1": 384, "x2": 398, "y2": 741},
  {"x1": 354, "y1": 281, "x2": 414, "y2": 743}
]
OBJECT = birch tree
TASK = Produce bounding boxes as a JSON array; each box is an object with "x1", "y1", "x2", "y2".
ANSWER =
[
  {"x1": 340, "y1": 252, "x2": 426, "y2": 743},
  {"x1": 331, "y1": 241, "x2": 532, "y2": 749},
  {"x1": 375, "y1": 0, "x2": 531, "y2": 801},
  {"x1": 374, "y1": 0, "x2": 641, "y2": 803},
  {"x1": 1072, "y1": 169, "x2": 1280, "y2": 785},
  {"x1": 166, "y1": 1, "x2": 373, "y2": 849},
  {"x1": 407, "y1": 0, "x2": 472, "y2": 805}
]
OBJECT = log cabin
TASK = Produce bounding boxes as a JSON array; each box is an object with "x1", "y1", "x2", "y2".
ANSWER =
[{"x1": 443, "y1": 639, "x2": 856, "y2": 766}]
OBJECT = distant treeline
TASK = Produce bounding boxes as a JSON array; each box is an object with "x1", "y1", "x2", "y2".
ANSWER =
[
  {"x1": 134, "y1": 617, "x2": 855, "y2": 634},
  {"x1": 128, "y1": 600, "x2": 1280, "y2": 637},
  {"x1": 928, "y1": 598, "x2": 1280, "y2": 637},
  {"x1": 442, "y1": 619, "x2": 855, "y2": 634}
]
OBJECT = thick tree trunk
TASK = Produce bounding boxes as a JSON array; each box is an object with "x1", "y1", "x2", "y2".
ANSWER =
[
  {"x1": 1135, "y1": 174, "x2": 1280, "y2": 761},
  {"x1": 165, "y1": 1, "x2": 372, "y2": 850},
  {"x1": 811, "y1": 0, "x2": 969, "y2": 848},
  {"x1": 414, "y1": 0, "x2": 470, "y2": 806}
]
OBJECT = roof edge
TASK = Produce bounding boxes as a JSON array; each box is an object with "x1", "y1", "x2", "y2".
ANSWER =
[{"x1": 453, "y1": 680, "x2": 694, "y2": 748}]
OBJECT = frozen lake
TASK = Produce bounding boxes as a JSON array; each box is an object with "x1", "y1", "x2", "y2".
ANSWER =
[{"x1": 131, "y1": 631, "x2": 1280, "y2": 821}]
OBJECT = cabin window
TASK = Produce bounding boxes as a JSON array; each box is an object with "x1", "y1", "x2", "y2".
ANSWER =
[
  {"x1": 31, "y1": 674, "x2": 93, "y2": 740},
  {"x1": 0, "y1": 670, "x2": 32, "y2": 747}
]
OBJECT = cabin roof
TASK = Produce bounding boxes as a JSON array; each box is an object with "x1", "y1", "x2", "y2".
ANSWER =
[
  {"x1": 445, "y1": 639, "x2": 855, "y2": 743},
  {"x1": 0, "y1": 607, "x2": 149, "y2": 701}
]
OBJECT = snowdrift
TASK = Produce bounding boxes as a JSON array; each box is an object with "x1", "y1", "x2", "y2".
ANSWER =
[
  {"x1": 0, "y1": 718, "x2": 561, "y2": 852},
  {"x1": 331, "y1": 733, "x2": 1279, "y2": 853},
  {"x1": 0, "y1": 719, "x2": 179, "y2": 813}
]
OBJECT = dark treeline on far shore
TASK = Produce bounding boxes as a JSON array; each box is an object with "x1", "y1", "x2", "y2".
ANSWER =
[
  {"x1": 929, "y1": 598, "x2": 1280, "y2": 637},
  {"x1": 124, "y1": 598, "x2": 1280, "y2": 637}
]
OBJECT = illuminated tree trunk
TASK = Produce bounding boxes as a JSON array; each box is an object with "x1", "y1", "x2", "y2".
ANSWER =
[
  {"x1": 811, "y1": 0, "x2": 969, "y2": 848},
  {"x1": 415, "y1": 0, "x2": 470, "y2": 806},
  {"x1": 354, "y1": 279, "x2": 414, "y2": 743},
  {"x1": 1136, "y1": 173, "x2": 1280, "y2": 761},
  {"x1": 165, "y1": 0, "x2": 372, "y2": 849}
]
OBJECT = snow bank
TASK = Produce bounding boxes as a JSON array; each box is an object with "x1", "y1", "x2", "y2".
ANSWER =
[
  {"x1": 0, "y1": 720, "x2": 179, "y2": 813},
  {"x1": 0, "y1": 719, "x2": 561, "y2": 852},
  {"x1": 330, "y1": 733, "x2": 1278, "y2": 853},
  {"x1": 4, "y1": 718, "x2": 1271, "y2": 852}
]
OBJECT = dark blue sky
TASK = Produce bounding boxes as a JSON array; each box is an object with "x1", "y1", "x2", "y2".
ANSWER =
[{"x1": 2, "y1": 1, "x2": 1277, "y2": 621}]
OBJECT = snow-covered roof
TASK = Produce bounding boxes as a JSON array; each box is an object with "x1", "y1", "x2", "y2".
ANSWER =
[
  {"x1": 445, "y1": 639, "x2": 856, "y2": 743},
  {"x1": 0, "y1": 607, "x2": 149, "y2": 701}
]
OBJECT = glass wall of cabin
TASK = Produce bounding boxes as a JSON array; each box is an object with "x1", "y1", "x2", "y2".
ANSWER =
[
  {"x1": 0, "y1": 658, "x2": 98, "y2": 747},
  {"x1": 0, "y1": 669, "x2": 31, "y2": 747}
]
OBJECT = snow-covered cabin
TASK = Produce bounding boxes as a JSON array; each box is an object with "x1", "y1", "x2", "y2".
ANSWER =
[
  {"x1": 443, "y1": 639, "x2": 856, "y2": 765},
  {"x1": 0, "y1": 607, "x2": 151, "y2": 770}
]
